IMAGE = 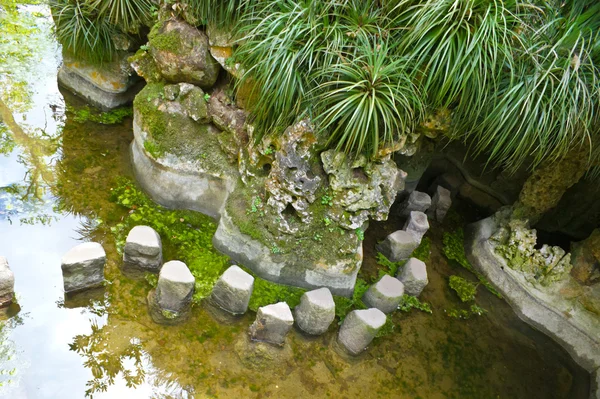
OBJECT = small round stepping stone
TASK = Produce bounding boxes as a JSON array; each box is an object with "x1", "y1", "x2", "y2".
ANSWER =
[
  {"x1": 397, "y1": 257, "x2": 428, "y2": 297},
  {"x1": 362, "y1": 275, "x2": 405, "y2": 314},
  {"x1": 211, "y1": 265, "x2": 254, "y2": 315},
  {"x1": 61, "y1": 242, "x2": 106, "y2": 294},
  {"x1": 249, "y1": 302, "x2": 294, "y2": 346},
  {"x1": 376, "y1": 230, "x2": 420, "y2": 262},
  {"x1": 156, "y1": 260, "x2": 195, "y2": 313},
  {"x1": 0, "y1": 257, "x2": 15, "y2": 307},
  {"x1": 403, "y1": 211, "x2": 429, "y2": 241},
  {"x1": 338, "y1": 308, "x2": 386, "y2": 355},
  {"x1": 399, "y1": 190, "x2": 432, "y2": 217},
  {"x1": 294, "y1": 287, "x2": 335, "y2": 335},
  {"x1": 123, "y1": 225, "x2": 162, "y2": 273}
]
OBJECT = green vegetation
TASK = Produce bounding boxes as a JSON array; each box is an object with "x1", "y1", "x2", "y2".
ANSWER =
[
  {"x1": 446, "y1": 304, "x2": 487, "y2": 320},
  {"x1": 334, "y1": 278, "x2": 369, "y2": 320},
  {"x1": 247, "y1": 277, "x2": 305, "y2": 312},
  {"x1": 110, "y1": 178, "x2": 229, "y2": 302},
  {"x1": 398, "y1": 295, "x2": 433, "y2": 314},
  {"x1": 448, "y1": 275, "x2": 477, "y2": 303},
  {"x1": 68, "y1": 105, "x2": 133, "y2": 124},
  {"x1": 412, "y1": 237, "x2": 431, "y2": 262}
]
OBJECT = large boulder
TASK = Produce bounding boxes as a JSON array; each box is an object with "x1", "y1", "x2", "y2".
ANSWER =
[
  {"x1": 0, "y1": 257, "x2": 15, "y2": 307},
  {"x1": 61, "y1": 242, "x2": 106, "y2": 293},
  {"x1": 148, "y1": 19, "x2": 221, "y2": 88},
  {"x1": 58, "y1": 52, "x2": 143, "y2": 110}
]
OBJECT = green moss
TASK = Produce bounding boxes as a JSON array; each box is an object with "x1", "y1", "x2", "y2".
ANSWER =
[
  {"x1": 246, "y1": 275, "x2": 305, "y2": 312},
  {"x1": 448, "y1": 275, "x2": 477, "y2": 302},
  {"x1": 149, "y1": 30, "x2": 182, "y2": 54},
  {"x1": 333, "y1": 278, "x2": 368, "y2": 320},
  {"x1": 398, "y1": 295, "x2": 432, "y2": 314},
  {"x1": 143, "y1": 139, "x2": 162, "y2": 158},
  {"x1": 128, "y1": 49, "x2": 163, "y2": 83},
  {"x1": 67, "y1": 105, "x2": 133, "y2": 125},
  {"x1": 412, "y1": 237, "x2": 431, "y2": 262}
]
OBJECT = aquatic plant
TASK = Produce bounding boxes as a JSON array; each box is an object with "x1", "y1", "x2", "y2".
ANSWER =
[
  {"x1": 398, "y1": 295, "x2": 433, "y2": 314},
  {"x1": 448, "y1": 275, "x2": 477, "y2": 302},
  {"x1": 446, "y1": 304, "x2": 487, "y2": 319},
  {"x1": 68, "y1": 105, "x2": 133, "y2": 124}
]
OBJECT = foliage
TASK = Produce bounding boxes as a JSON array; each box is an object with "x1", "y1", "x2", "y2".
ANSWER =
[
  {"x1": 181, "y1": 0, "x2": 245, "y2": 28},
  {"x1": 446, "y1": 304, "x2": 487, "y2": 320},
  {"x1": 88, "y1": 0, "x2": 153, "y2": 33},
  {"x1": 110, "y1": 178, "x2": 229, "y2": 302},
  {"x1": 376, "y1": 252, "x2": 403, "y2": 278},
  {"x1": 334, "y1": 278, "x2": 368, "y2": 320},
  {"x1": 412, "y1": 236, "x2": 431, "y2": 262},
  {"x1": 442, "y1": 228, "x2": 503, "y2": 299},
  {"x1": 448, "y1": 275, "x2": 477, "y2": 302},
  {"x1": 247, "y1": 277, "x2": 305, "y2": 312},
  {"x1": 376, "y1": 315, "x2": 395, "y2": 337},
  {"x1": 68, "y1": 105, "x2": 133, "y2": 124},
  {"x1": 398, "y1": 295, "x2": 433, "y2": 314}
]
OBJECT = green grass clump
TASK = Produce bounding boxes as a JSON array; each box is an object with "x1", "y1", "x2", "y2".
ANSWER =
[
  {"x1": 110, "y1": 178, "x2": 229, "y2": 302},
  {"x1": 247, "y1": 277, "x2": 305, "y2": 312}
]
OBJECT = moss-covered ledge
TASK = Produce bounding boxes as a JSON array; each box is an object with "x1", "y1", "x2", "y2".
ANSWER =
[{"x1": 465, "y1": 216, "x2": 600, "y2": 397}]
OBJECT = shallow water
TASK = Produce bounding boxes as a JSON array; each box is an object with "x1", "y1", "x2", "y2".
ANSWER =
[{"x1": 0, "y1": 5, "x2": 590, "y2": 399}]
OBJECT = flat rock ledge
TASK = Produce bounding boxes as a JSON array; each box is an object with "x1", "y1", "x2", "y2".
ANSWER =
[
  {"x1": 465, "y1": 216, "x2": 600, "y2": 398},
  {"x1": 212, "y1": 207, "x2": 361, "y2": 297},
  {"x1": 130, "y1": 119, "x2": 236, "y2": 220}
]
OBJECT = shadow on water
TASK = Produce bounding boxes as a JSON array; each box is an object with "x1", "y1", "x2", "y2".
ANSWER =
[{"x1": 0, "y1": 4, "x2": 591, "y2": 399}]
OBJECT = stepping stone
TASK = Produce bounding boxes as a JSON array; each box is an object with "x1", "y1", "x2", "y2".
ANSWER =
[
  {"x1": 294, "y1": 287, "x2": 335, "y2": 335},
  {"x1": 362, "y1": 275, "x2": 404, "y2": 314},
  {"x1": 249, "y1": 302, "x2": 294, "y2": 346},
  {"x1": 155, "y1": 260, "x2": 195, "y2": 314},
  {"x1": 399, "y1": 191, "x2": 431, "y2": 217},
  {"x1": 403, "y1": 211, "x2": 429, "y2": 241},
  {"x1": 61, "y1": 242, "x2": 106, "y2": 294},
  {"x1": 427, "y1": 186, "x2": 452, "y2": 222},
  {"x1": 397, "y1": 258, "x2": 428, "y2": 297},
  {"x1": 123, "y1": 225, "x2": 162, "y2": 273},
  {"x1": 376, "y1": 230, "x2": 420, "y2": 262},
  {"x1": 211, "y1": 265, "x2": 254, "y2": 315},
  {"x1": 338, "y1": 308, "x2": 387, "y2": 355},
  {"x1": 0, "y1": 257, "x2": 14, "y2": 307}
]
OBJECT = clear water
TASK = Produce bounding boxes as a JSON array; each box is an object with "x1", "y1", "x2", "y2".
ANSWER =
[{"x1": 0, "y1": 5, "x2": 589, "y2": 399}]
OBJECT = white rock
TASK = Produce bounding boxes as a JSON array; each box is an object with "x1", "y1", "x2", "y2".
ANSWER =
[
  {"x1": 403, "y1": 211, "x2": 429, "y2": 241},
  {"x1": 0, "y1": 257, "x2": 15, "y2": 306},
  {"x1": 376, "y1": 230, "x2": 420, "y2": 262},
  {"x1": 399, "y1": 190, "x2": 432, "y2": 217},
  {"x1": 362, "y1": 275, "x2": 404, "y2": 314},
  {"x1": 123, "y1": 225, "x2": 163, "y2": 273},
  {"x1": 211, "y1": 265, "x2": 254, "y2": 315},
  {"x1": 294, "y1": 288, "x2": 335, "y2": 335},
  {"x1": 338, "y1": 308, "x2": 386, "y2": 355},
  {"x1": 61, "y1": 242, "x2": 106, "y2": 293},
  {"x1": 249, "y1": 302, "x2": 294, "y2": 345},
  {"x1": 397, "y1": 258, "x2": 428, "y2": 297},
  {"x1": 156, "y1": 260, "x2": 195, "y2": 313}
]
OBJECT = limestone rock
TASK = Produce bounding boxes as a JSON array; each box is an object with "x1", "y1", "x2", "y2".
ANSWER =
[
  {"x1": 362, "y1": 275, "x2": 404, "y2": 314},
  {"x1": 399, "y1": 191, "x2": 431, "y2": 217},
  {"x1": 427, "y1": 186, "x2": 452, "y2": 222},
  {"x1": 61, "y1": 242, "x2": 106, "y2": 293},
  {"x1": 155, "y1": 260, "x2": 195, "y2": 313},
  {"x1": 376, "y1": 230, "x2": 420, "y2": 262},
  {"x1": 403, "y1": 211, "x2": 429, "y2": 241},
  {"x1": 58, "y1": 52, "x2": 142, "y2": 110},
  {"x1": 249, "y1": 302, "x2": 294, "y2": 346},
  {"x1": 211, "y1": 265, "x2": 254, "y2": 315},
  {"x1": 294, "y1": 288, "x2": 335, "y2": 335},
  {"x1": 570, "y1": 229, "x2": 600, "y2": 285},
  {"x1": 148, "y1": 19, "x2": 221, "y2": 88},
  {"x1": 123, "y1": 225, "x2": 162, "y2": 273},
  {"x1": 397, "y1": 258, "x2": 428, "y2": 297},
  {"x1": 338, "y1": 308, "x2": 386, "y2": 355},
  {"x1": 0, "y1": 257, "x2": 14, "y2": 307}
]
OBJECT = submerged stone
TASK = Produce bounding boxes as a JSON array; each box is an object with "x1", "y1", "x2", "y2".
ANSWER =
[
  {"x1": 123, "y1": 225, "x2": 162, "y2": 273},
  {"x1": 211, "y1": 265, "x2": 254, "y2": 315},
  {"x1": 338, "y1": 308, "x2": 386, "y2": 355},
  {"x1": 294, "y1": 288, "x2": 335, "y2": 335},
  {"x1": 397, "y1": 258, "x2": 428, "y2": 297},
  {"x1": 403, "y1": 211, "x2": 429, "y2": 241},
  {"x1": 399, "y1": 190, "x2": 431, "y2": 217},
  {"x1": 0, "y1": 257, "x2": 15, "y2": 308},
  {"x1": 362, "y1": 275, "x2": 404, "y2": 314},
  {"x1": 249, "y1": 302, "x2": 294, "y2": 346},
  {"x1": 61, "y1": 242, "x2": 106, "y2": 294},
  {"x1": 376, "y1": 230, "x2": 420, "y2": 262}
]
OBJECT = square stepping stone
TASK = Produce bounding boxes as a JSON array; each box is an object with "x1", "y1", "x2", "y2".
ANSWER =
[
  {"x1": 427, "y1": 186, "x2": 452, "y2": 222},
  {"x1": 61, "y1": 242, "x2": 106, "y2": 294},
  {"x1": 155, "y1": 260, "x2": 195, "y2": 313},
  {"x1": 294, "y1": 288, "x2": 335, "y2": 335},
  {"x1": 403, "y1": 211, "x2": 429, "y2": 241},
  {"x1": 211, "y1": 265, "x2": 254, "y2": 315},
  {"x1": 338, "y1": 308, "x2": 386, "y2": 355},
  {"x1": 123, "y1": 225, "x2": 162, "y2": 273},
  {"x1": 376, "y1": 230, "x2": 420, "y2": 262},
  {"x1": 362, "y1": 275, "x2": 404, "y2": 314},
  {"x1": 399, "y1": 190, "x2": 432, "y2": 217},
  {"x1": 249, "y1": 302, "x2": 294, "y2": 346},
  {"x1": 397, "y1": 257, "x2": 428, "y2": 297}
]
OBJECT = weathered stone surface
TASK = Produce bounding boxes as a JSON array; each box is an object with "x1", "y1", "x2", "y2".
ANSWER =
[
  {"x1": 399, "y1": 190, "x2": 431, "y2": 217},
  {"x1": 427, "y1": 185, "x2": 452, "y2": 222},
  {"x1": 376, "y1": 230, "x2": 420, "y2": 262},
  {"x1": 321, "y1": 150, "x2": 405, "y2": 229},
  {"x1": 465, "y1": 216, "x2": 600, "y2": 377},
  {"x1": 249, "y1": 302, "x2": 294, "y2": 345},
  {"x1": 0, "y1": 257, "x2": 15, "y2": 307},
  {"x1": 294, "y1": 288, "x2": 335, "y2": 335},
  {"x1": 397, "y1": 258, "x2": 428, "y2": 297},
  {"x1": 207, "y1": 87, "x2": 249, "y2": 163},
  {"x1": 362, "y1": 275, "x2": 404, "y2": 314},
  {"x1": 123, "y1": 225, "x2": 162, "y2": 273},
  {"x1": 148, "y1": 19, "x2": 221, "y2": 88},
  {"x1": 403, "y1": 211, "x2": 429, "y2": 241},
  {"x1": 592, "y1": 367, "x2": 600, "y2": 399},
  {"x1": 58, "y1": 52, "x2": 142, "y2": 110},
  {"x1": 211, "y1": 265, "x2": 254, "y2": 315},
  {"x1": 61, "y1": 242, "x2": 106, "y2": 293},
  {"x1": 338, "y1": 308, "x2": 386, "y2": 355},
  {"x1": 459, "y1": 183, "x2": 503, "y2": 213},
  {"x1": 570, "y1": 229, "x2": 600, "y2": 285},
  {"x1": 155, "y1": 260, "x2": 195, "y2": 313}
]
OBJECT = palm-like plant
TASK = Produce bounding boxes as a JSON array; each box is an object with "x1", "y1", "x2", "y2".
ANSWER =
[{"x1": 315, "y1": 39, "x2": 423, "y2": 157}]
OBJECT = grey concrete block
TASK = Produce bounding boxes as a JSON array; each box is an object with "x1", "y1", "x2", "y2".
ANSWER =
[
  {"x1": 338, "y1": 308, "x2": 387, "y2": 355},
  {"x1": 294, "y1": 288, "x2": 335, "y2": 335},
  {"x1": 376, "y1": 230, "x2": 420, "y2": 262},
  {"x1": 211, "y1": 265, "x2": 254, "y2": 315},
  {"x1": 0, "y1": 257, "x2": 14, "y2": 307},
  {"x1": 399, "y1": 190, "x2": 432, "y2": 217},
  {"x1": 403, "y1": 211, "x2": 429, "y2": 241},
  {"x1": 156, "y1": 260, "x2": 195, "y2": 313},
  {"x1": 397, "y1": 257, "x2": 428, "y2": 297},
  {"x1": 362, "y1": 275, "x2": 405, "y2": 314}
]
